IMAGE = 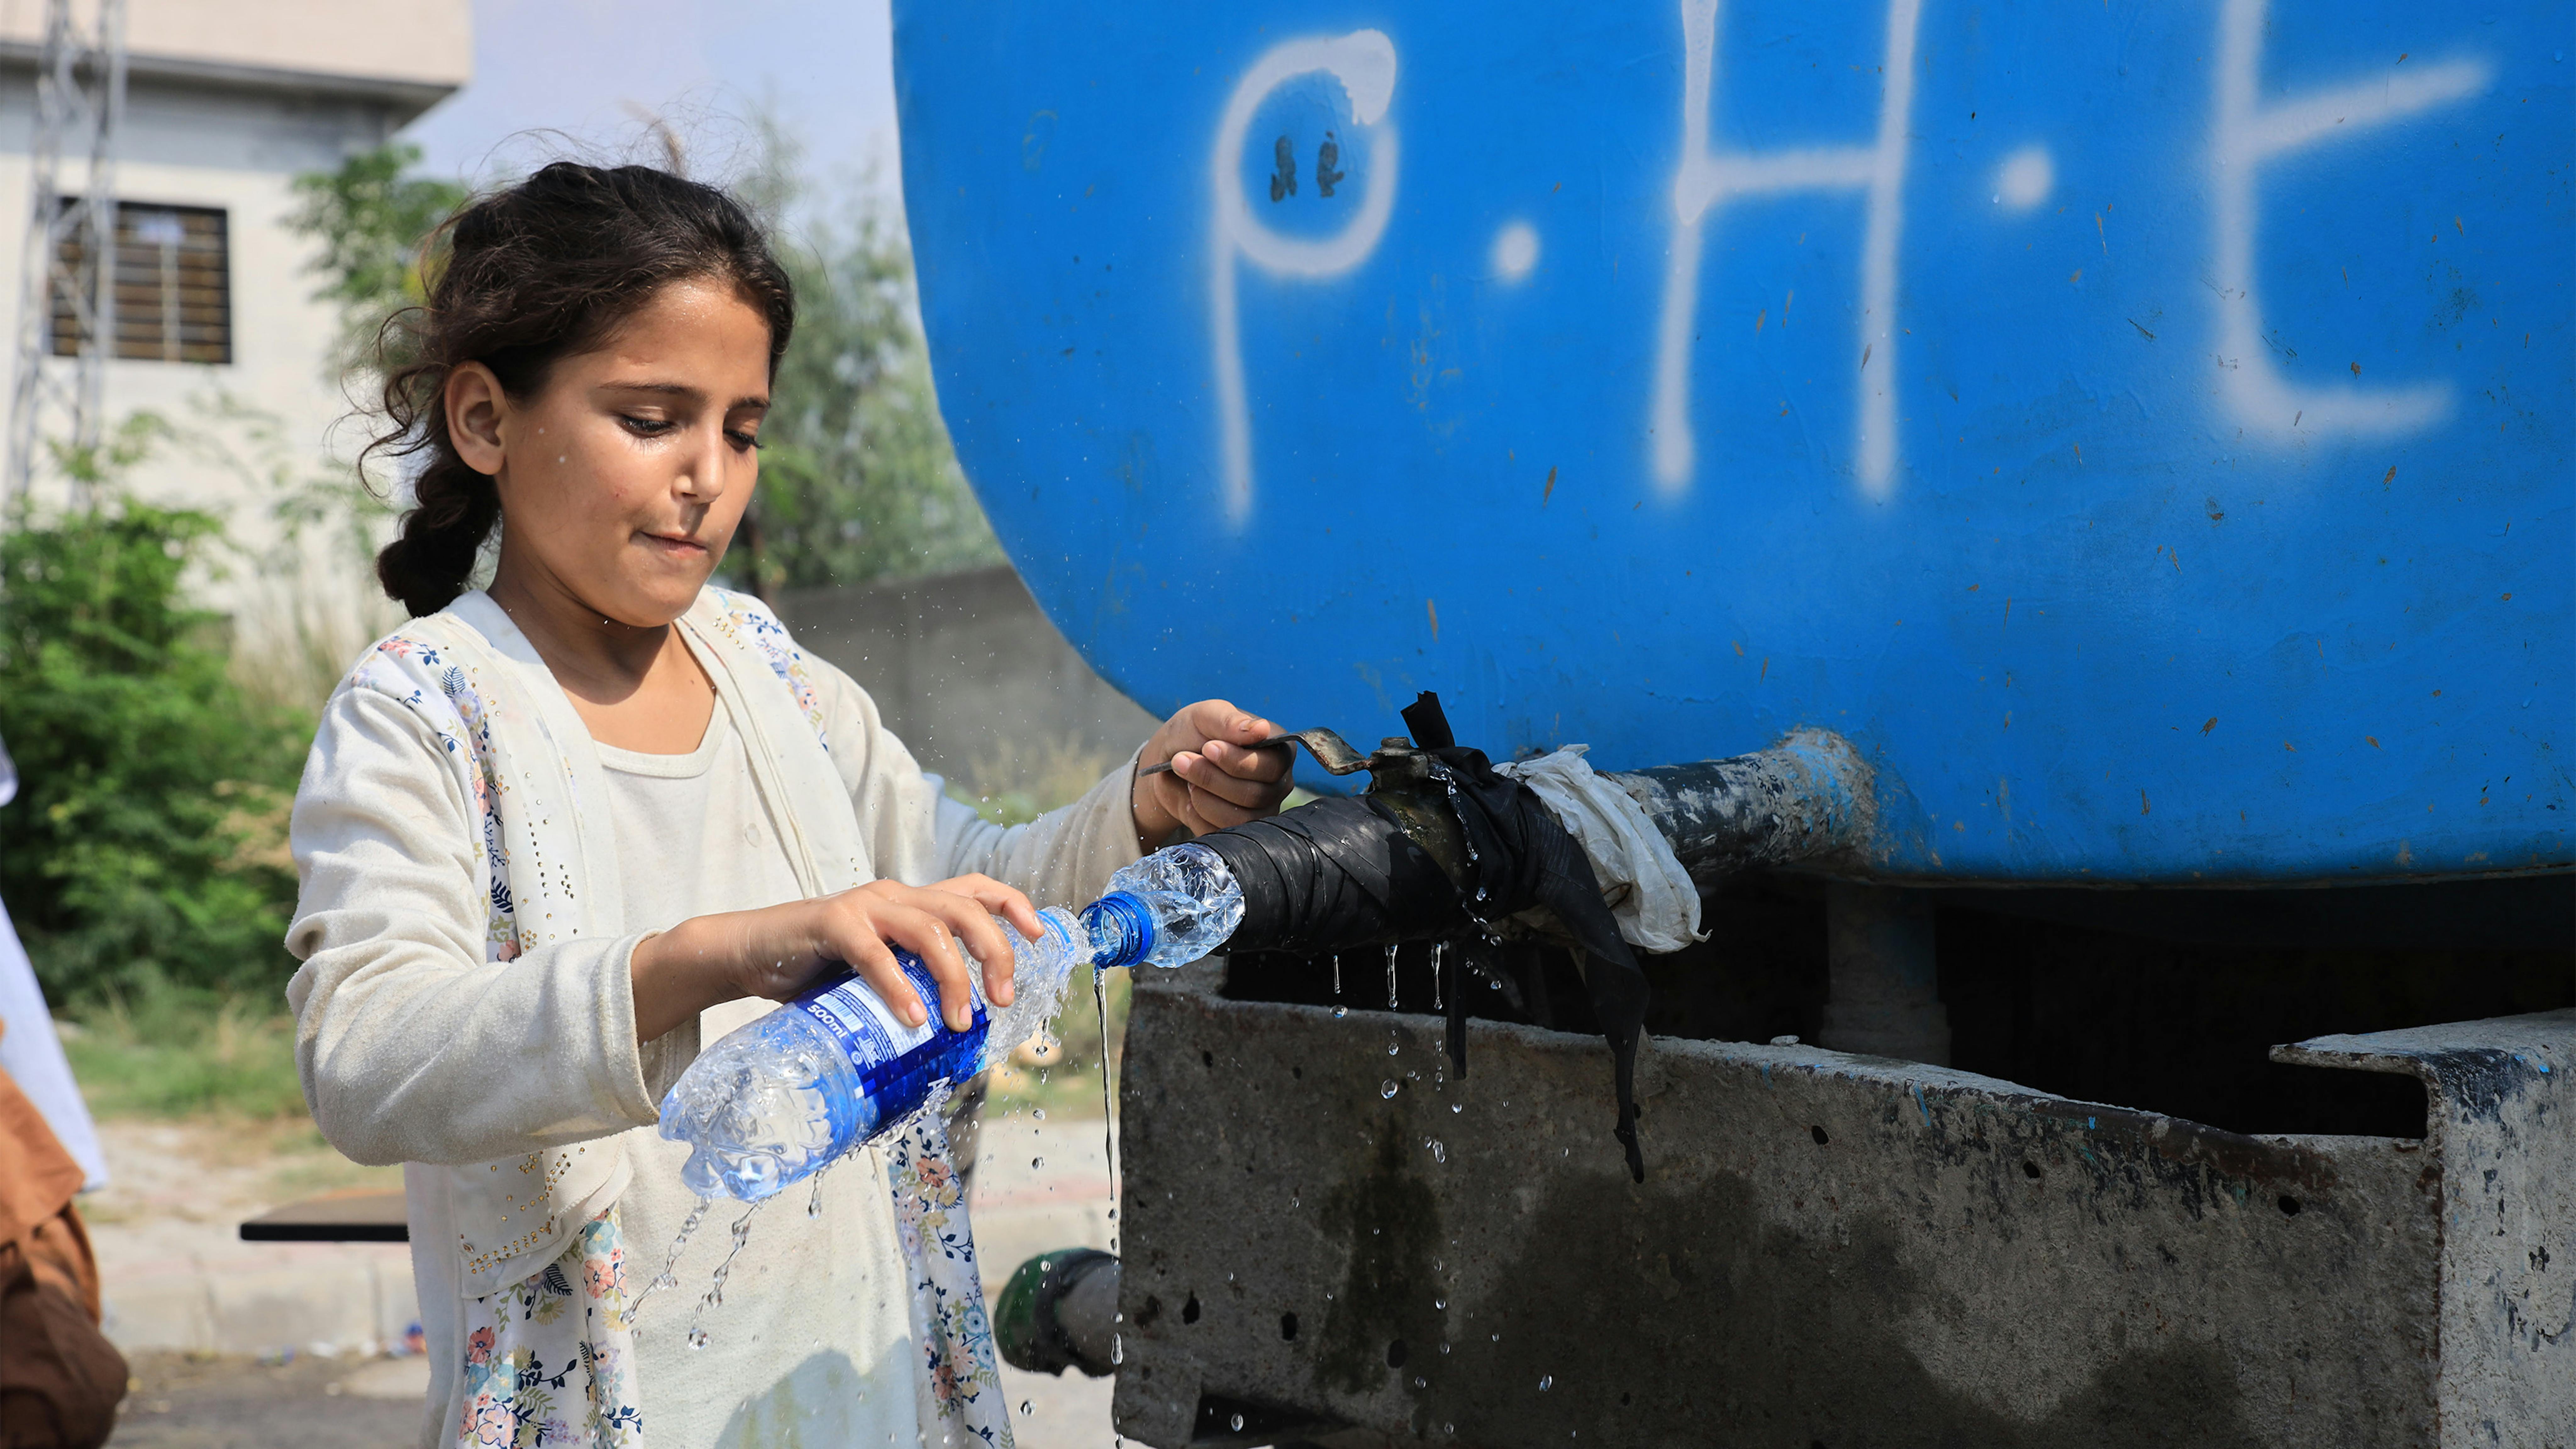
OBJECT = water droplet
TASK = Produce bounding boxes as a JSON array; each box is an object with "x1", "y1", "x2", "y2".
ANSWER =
[
  {"x1": 1388, "y1": 1038, "x2": 1401, "y2": 1056},
  {"x1": 1230, "y1": 1414, "x2": 1245, "y2": 1432},
  {"x1": 1033, "y1": 1157, "x2": 1046, "y2": 1168},
  {"x1": 1112, "y1": 1334, "x2": 1124, "y2": 1365},
  {"x1": 1032, "y1": 1108, "x2": 1045, "y2": 1121},
  {"x1": 1539, "y1": 1375, "x2": 1554, "y2": 1391},
  {"x1": 1435, "y1": 1297, "x2": 1447, "y2": 1309},
  {"x1": 1414, "y1": 1375, "x2": 1427, "y2": 1389},
  {"x1": 1432, "y1": 1141, "x2": 1446, "y2": 1163},
  {"x1": 1332, "y1": 1004, "x2": 1348, "y2": 1019},
  {"x1": 1020, "y1": 1401, "x2": 1031, "y2": 1416},
  {"x1": 1381, "y1": 1080, "x2": 1400, "y2": 1098},
  {"x1": 1440, "y1": 1341, "x2": 1451, "y2": 1354},
  {"x1": 1451, "y1": 1103, "x2": 1463, "y2": 1114},
  {"x1": 686, "y1": 1329, "x2": 708, "y2": 1350}
]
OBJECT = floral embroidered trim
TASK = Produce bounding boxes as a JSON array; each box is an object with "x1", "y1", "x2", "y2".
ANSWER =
[
  {"x1": 455, "y1": 1209, "x2": 641, "y2": 1448},
  {"x1": 358, "y1": 639, "x2": 522, "y2": 961},
  {"x1": 708, "y1": 589, "x2": 830, "y2": 750},
  {"x1": 886, "y1": 1112, "x2": 1009, "y2": 1445}
]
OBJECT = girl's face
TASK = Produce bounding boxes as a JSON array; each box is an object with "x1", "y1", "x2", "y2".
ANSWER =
[{"x1": 450, "y1": 276, "x2": 773, "y2": 628}]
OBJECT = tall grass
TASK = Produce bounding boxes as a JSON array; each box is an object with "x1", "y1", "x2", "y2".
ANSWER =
[{"x1": 59, "y1": 981, "x2": 307, "y2": 1120}]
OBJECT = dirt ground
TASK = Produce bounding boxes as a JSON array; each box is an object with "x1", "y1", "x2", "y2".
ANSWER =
[
  {"x1": 111, "y1": 1351, "x2": 428, "y2": 1449},
  {"x1": 86, "y1": 1105, "x2": 1121, "y2": 1447}
]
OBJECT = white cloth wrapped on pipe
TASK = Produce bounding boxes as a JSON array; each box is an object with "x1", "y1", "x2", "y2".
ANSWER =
[{"x1": 1496, "y1": 744, "x2": 1706, "y2": 955}]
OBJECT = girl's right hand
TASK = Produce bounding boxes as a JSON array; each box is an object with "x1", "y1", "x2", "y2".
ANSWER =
[{"x1": 629, "y1": 876, "x2": 1042, "y2": 1043}]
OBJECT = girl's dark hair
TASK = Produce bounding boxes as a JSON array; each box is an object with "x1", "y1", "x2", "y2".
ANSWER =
[{"x1": 367, "y1": 162, "x2": 796, "y2": 616}]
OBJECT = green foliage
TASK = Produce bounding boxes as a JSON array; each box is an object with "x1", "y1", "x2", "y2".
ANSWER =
[
  {"x1": 0, "y1": 426, "x2": 309, "y2": 1002},
  {"x1": 287, "y1": 141, "x2": 467, "y2": 379},
  {"x1": 739, "y1": 128, "x2": 1003, "y2": 591},
  {"x1": 59, "y1": 982, "x2": 307, "y2": 1120}
]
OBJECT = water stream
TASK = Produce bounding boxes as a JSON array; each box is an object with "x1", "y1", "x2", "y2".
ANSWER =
[
  {"x1": 1095, "y1": 964, "x2": 1119, "y2": 1255},
  {"x1": 684, "y1": 1198, "x2": 768, "y2": 1348},
  {"x1": 1384, "y1": 943, "x2": 1400, "y2": 1009},
  {"x1": 628, "y1": 1198, "x2": 710, "y2": 1323}
]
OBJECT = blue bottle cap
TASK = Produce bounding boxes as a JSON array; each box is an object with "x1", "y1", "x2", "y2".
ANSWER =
[{"x1": 1080, "y1": 891, "x2": 1157, "y2": 969}]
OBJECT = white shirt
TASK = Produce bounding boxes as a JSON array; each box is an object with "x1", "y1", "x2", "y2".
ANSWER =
[{"x1": 593, "y1": 702, "x2": 919, "y2": 1448}]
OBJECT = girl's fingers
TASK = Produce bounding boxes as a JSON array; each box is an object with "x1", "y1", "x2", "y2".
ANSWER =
[
  {"x1": 1181, "y1": 700, "x2": 1276, "y2": 748},
  {"x1": 1200, "y1": 737, "x2": 1291, "y2": 783},
  {"x1": 1172, "y1": 752, "x2": 1284, "y2": 810},
  {"x1": 907, "y1": 885, "x2": 1019, "y2": 1010},
  {"x1": 836, "y1": 929, "x2": 930, "y2": 1030},
  {"x1": 930, "y1": 873, "x2": 1044, "y2": 941},
  {"x1": 1184, "y1": 786, "x2": 1278, "y2": 833},
  {"x1": 872, "y1": 903, "x2": 980, "y2": 1031}
]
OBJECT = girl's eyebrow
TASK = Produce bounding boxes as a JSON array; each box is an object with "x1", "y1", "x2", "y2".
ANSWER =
[{"x1": 602, "y1": 380, "x2": 769, "y2": 410}]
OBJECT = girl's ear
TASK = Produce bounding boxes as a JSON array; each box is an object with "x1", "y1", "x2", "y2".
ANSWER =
[{"x1": 445, "y1": 362, "x2": 510, "y2": 478}]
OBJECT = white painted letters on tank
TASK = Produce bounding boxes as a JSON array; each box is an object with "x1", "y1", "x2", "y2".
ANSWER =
[
  {"x1": 1650, "y1": 0, "x2": 1923, "y2": 500},
  {"x1": 1208, "y1": 30, "x2": 1399, "y2": 529},
  {"x1": 2208, "y1": 0, "x2": 2489, "y2": 442}
]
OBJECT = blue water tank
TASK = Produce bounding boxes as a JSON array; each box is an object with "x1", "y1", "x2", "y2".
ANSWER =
[{"x1": 891, "y1": 0, "x2": 2571, "y2": 885}]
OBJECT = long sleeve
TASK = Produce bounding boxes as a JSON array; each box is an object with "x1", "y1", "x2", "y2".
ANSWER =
[
  {"x1": 806, "y1": 659, "x2": 1146, "y2": 910},
  {"x1": 283, "y1": 686, "x2": 658, "y2": 1168},
  {"x1": 930, "y1": 762, "x2": 1144, "y2": 909}
]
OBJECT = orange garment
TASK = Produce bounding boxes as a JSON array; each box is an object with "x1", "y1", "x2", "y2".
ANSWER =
[{"x1": 0, "y1": 1019, "x2": 125, "y2": 1449}]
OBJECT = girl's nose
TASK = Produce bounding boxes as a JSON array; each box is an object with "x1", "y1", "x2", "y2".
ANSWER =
[{"x1": 675, "y1": 423, "x2": 730, "y2": 499}]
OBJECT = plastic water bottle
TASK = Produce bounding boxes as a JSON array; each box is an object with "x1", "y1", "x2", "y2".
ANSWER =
[{"x1": 659, "y1": 843, "x2": 1243, "y2": 1200}]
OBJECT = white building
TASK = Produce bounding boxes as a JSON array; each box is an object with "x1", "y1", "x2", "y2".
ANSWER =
[{"x1": 0, "y1": 1, "x2": 470, "y2": 676}]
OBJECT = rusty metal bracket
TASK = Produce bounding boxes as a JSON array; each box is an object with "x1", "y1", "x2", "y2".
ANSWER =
[{"x1": 1137, "y1": 726, "x2": 1373, "y2": 778}]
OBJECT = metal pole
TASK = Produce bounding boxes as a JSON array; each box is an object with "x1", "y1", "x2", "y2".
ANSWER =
[{"x1": 6, "y1": 0, "x2": 126, "y2": 511}]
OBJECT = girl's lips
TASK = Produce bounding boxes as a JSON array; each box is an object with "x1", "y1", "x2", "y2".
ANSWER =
[{"x1": 641, "y1": 532, "x2": 709, "y2": 555}]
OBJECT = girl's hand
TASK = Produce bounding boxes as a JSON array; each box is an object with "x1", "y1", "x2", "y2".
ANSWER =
[
  {"x1": 629, "y1": 876, "x2": 1043, "y2": 1042},
  {"x1": 1132, "y1": 699, "x2": 1296, "y2": 843}
]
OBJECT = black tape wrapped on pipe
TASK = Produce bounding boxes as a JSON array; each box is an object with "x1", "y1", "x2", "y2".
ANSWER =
[
  {"x1": 1196, "y1": 797, "x2": 1470, "y2": 953},
  {"x1": 1197, "y1": 744, "x2": 1652, "y2": 1182}
]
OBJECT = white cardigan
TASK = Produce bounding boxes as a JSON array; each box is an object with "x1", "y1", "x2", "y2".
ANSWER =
[{"x1": 285, "y1": 588, "x2": 1140, "y2": 1446}]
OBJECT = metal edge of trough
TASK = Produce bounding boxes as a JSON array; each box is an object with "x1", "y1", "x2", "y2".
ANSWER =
[{"x1": 1111, "y1": 969, "x2": 2571, "y2": 1447}]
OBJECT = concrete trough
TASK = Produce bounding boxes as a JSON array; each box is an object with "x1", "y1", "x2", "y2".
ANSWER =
[{"x1": 1113, "y1": 961, "x2": 2572, "y2": 1447}]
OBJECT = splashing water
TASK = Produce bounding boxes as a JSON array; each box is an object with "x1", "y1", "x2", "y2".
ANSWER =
[
  {"x1": 1385, "y1": 943, "x2": 1400, "y2": 1009},
  {"x1": 629, "y1": 1198, "x2": 711, "y2": 1322},
  {"x1": 804, "y1": 1157, "x2": 834, "y2": 1219},
  {"x1": 682, "y1": 1200, "x2": 768, "y2": 1348},
  {"x1": 1432, "y1": 941, "x2": 1445, "y2": 1011}
]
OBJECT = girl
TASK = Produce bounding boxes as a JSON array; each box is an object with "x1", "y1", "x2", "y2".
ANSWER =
[{"x1": 284, "y1": 163, "x2": 1290, "y2": 1448}]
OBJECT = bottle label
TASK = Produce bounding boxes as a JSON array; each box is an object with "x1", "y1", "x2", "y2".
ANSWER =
[{"x1": 796, "y1": 950, "x2": 991, "y2": 1117}]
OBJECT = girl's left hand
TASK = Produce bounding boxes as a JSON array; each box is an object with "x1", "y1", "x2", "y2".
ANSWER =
[{"x1": 1133, "y1": 700, "x2": 1295, "y2": 841}]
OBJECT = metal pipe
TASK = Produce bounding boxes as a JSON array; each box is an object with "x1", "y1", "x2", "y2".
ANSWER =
[{"x1": 1602, "y1": 726, "x2": 1873, "y2": 876}]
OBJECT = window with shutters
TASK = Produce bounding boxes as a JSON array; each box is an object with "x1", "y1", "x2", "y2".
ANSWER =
[{"x1": 49, "y1": 202, "x2": 232, "y2": 364}]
